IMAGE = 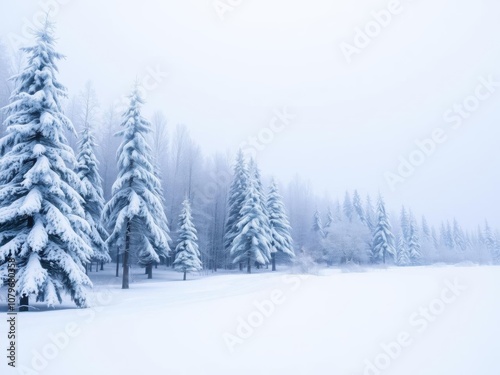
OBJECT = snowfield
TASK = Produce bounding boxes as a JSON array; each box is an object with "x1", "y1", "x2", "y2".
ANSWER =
[{"x1": 1, "y1": 264, "x2": 499, "y2": 375}]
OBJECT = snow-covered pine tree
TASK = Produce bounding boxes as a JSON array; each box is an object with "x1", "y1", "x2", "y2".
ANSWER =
[
  {"x1": 396, "y1": 234, "x2": 411, "y2": 266},
  {"x1": 0, "y1": 21, "x2": 93, "y2": 309},
  {"x1": 266, "y1": 180, "x2": 294, "y2": 271},
  {"x1": 365, "y1": 194, "x2": 376, "y2": 231},
  {"x1": 452, "y1": 219, "x2": 466, "y2": 252},
  {"x1": 312, "y1": 210, "x2": 325, "y2": 238},
  {"x1": 343, "y1": 191, "x2": 354, "y2": 222},
  {"x1": 484, "y1": 221, "x2": 496, "y2": 259},
  {"x1": 400, "y1": 206, "x2": 410, "y2": 241},
  {"x1": 408, "y1": 212, "x2": 421, "y2": 265},
  {"x1": 173, "y1": 199, "x2": 202, "y2": 280},
  {"x1": 324, "y1": 207, "x2": 334, "y2": 229},
  {"x1": 230, "y1": 171, "x2": 272, "y2": 273},
  {"x1": 421, "y1": 216, "x2": 431, "y2": 240},
  {"x1": 352, "y1": 190, "x2": 365, "y2": 223},
  {"x1": 103, "y1": 85, "x2": 170, "y2": 288},
  {"x1": 75, "y1": 96, "x2": 110, "y2": 271},
  {"x1": 223, "y1": 150, "x2": 249, "y2": 268},
  {"x1": 371, "y1": 195, "x2": 396, "y2": 264}
]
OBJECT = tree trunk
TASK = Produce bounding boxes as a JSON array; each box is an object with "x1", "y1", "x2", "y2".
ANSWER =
[
  {"x1": 19, "y1": 294, "x2": 29, "y2": 312},
  {"x1": 239, "y1": 262, "x2": 243, "y2": 271},
  {"x1": 147, "y1": 264, "x2": 153, "y2": 279},
  {"x1": 122, "y1": 221, "x2": 130, "y2": 289},
  {"x1": 272, "y1": 253, "x2": 276, "y2": 271},
  {"x1": 116, "y1": 250, "x2": 120, "y2": 277},
  {"x1": 247, "y1": 256, "x2": 251, "y2": 274},
  {"x1": 95, "y1": 261, "x2": 98, "y2": 272},
  {"x1": 183, "y1": 271, "x2": 186, "y2": 281},
  {"x1": 100, "y1": 261, "x2": 104, "y2": 271}
]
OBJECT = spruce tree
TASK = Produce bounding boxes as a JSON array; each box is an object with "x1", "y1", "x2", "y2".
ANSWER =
[
  {"x1": 173, "y1": 199, "x2": 202, "y2": 280},
  {"x1": 352, "y1": 190, "x2": 365, "y2": 222},
  {"x1": 76, "y1": 112, "x2": 110, "y2": 269},
  {"x1": 266, "y1": 180, "x2": 294, "y2": 271},
  {"x1": 0, "y1": 21, "x2": 93, "y2": 309},
  {"x1": 343, "y1": 191, "x2": 354, "y2": 222},
  {"x1": 103, "y1": 86, "x2": 170, "y2": 288},
  {"x1": 223, "y1": 150, "x2": 248, "y2": 267},
  {"x1": 408, "y1": 212, "x2": 421, "y2": 265},
  {"x1": 371, "y1": 195, "x2": 396, "y2": 264},
  {"x1": 396, "y1": 234, "x2": 411, "y2": 266},
  {"x1": 365, "y1": 194, "x2": 376, "y2": 231},
  {"x1": 230, "y1": 172, "x2": 272, "y2": 273}
]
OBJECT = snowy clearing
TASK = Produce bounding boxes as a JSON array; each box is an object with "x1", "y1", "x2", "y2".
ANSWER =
[{"x1": 1, "y1": 264, "x2": 499, "y2": 375}]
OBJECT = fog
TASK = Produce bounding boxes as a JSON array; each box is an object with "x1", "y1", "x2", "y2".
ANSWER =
[{"x1": 1, "y1": 0, "x2": 499, "y2": 229}]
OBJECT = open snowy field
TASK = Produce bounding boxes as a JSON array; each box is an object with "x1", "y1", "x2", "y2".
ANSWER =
[{"x1": 1, "y1": 264, "x2": 499, "y2": 375}]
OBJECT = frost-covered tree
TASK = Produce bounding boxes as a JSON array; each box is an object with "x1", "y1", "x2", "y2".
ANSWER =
[
  {"x1": 103, "y1": 86, "x2": 170, "y2": 288},
  {"x1": 0, "y1": 22, "x2": 93, "y2": 309},
  {"x1": 396, "y1": 234, "x2": 411, "y2": 266},
  {"x1": 230, "y1": 172, "x2": 272, "y2": 273},
  {"x1": 400, "y1": 207, "x2": 410, "y2": 241},
  {"x1": 352, "y1": 190, "x2": 365, "y2": 223},
  {"x1": 453, "y1": 219, "x2": 466, "y2": 252},
  {"x1": 343, "y1": 191, "x2": 353, "y2": 222},
  {"x1": 223, "y1": 150, "x2": 248, "y2": 267},
  {"x1": 371, "y1": 195, "x2": 396, "y2": 264},
  {"x1": 173, "y1": 199, "x2": 202, "y2": 280},
  {"x1": 266, "y1": 180, "x2": 294, "y2": 271},
  {"x1": 324, "y1": 207, "x2": 334, "y2": 229},
  {"x1": 312, "y1": 210, "x2": 324, "y2": 236},
  {"x1": 365, "y1": 194, "x2": 376, "y2": 231},
  {"x1": 75, "y1": 83, "x2": 110, "y2": 270},
  {"x1": 484, "y1": 221, "x2": 496, "y2": 259},
  {"x1": 408, "y1": 212, "x2": 421, "y2": 265},
  {"x1": 421, "y1": 216, "x2": 431, "y2": 240}
]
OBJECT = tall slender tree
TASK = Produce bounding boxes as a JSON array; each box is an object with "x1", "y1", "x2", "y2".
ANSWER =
[
  {"x1": 223, "y1": 150, "x2": 249, "y2": 267},
  {"x1": 103, "y1": 85, "x2": 170, "y2": 288},
  {"x1": 230, "y1": 171, "x2": 272, "y2": 273},
  {"x1": 408, "y1": 212, "x2": 421, "y2": 265},
  {"x1": 75, "y1": 83, "x2": 110, "y2": 270},
  {"x1": 396, "y1": 234, "x2": 411, "y2": 266},
  {"x1": 0, "y1": 21, "x2": 93, "y2": 309},
  {"x1": 266, "y1": 180, "x2": 294, "y2": 271},
  {"x1": 371, "y1": 195, "x2": 396, "y2": 264},
  {"x1": 173, "y1": 199, "x2": 202, "y2": 280}
]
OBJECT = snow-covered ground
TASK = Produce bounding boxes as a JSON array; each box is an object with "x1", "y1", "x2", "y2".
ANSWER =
[{"x1": 1, "y1": 264, "x2": 499, "y2": 375}]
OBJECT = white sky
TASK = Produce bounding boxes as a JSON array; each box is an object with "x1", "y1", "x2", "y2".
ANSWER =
[{"x1": 1, "y1": 0, "x2": 499, "y2": 229}]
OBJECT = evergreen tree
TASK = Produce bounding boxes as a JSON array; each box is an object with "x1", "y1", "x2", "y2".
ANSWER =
[
  {"x1": 76, "y1": 108, "x2": 110, "y2": 269},
  {"x1": 103, "y1": 86, "x2": 170, "y2": 288},
  {"x1": 343, "y1": 191, "x2": 353, "y2": 222},
  {"x1": 312, "y1": 210, "x2": 325, "y2": 238},
  {"x1": 0, "y1": 21, "x2": 93, "y2": 309},
  {"x1": 408, "y1": 212, "x2": 421, "y2": 265},
  {"x1": 431, "y1": 227, "x2": 439, "y2": 250},
  {"x1": 371, "y1": 195, "x2": 396, "y2": 264},
  {"x1": 266, "y1": 180, "x2": 294, "y2": 271},
  {"x1": 421, "y1": 216, "x2": 431, "y2": 240},
  {"x1": 230, "y1": 172, "x2": 272, "y2": 273},
  {"x1": 352, "y1": 190, "x2": 365, "y2": 222},
  {"x1": 223, "y1": 150, "x2": 248, "y2": 266},
  {"x1": 400, "y1": 206, "x2": 410, "y2": 241},
  {"x1": 324, "y1": 207, "x2": 333, "y2": 229},
  {"x1": 365, "y1": 194, "x2": 376, "y2": 231},
  {"x1": 173, "y1": 199, "x2": 202, "y2": 280},
  {"x1": 453, "y1": 219, "x2": 466, "y2": 252},
  {"x1": 396, "y1": 234, "x2": 411, "y2": 266},
  {"x1": 484, "y1": 221, "x2": 496, "y2": 258}
]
